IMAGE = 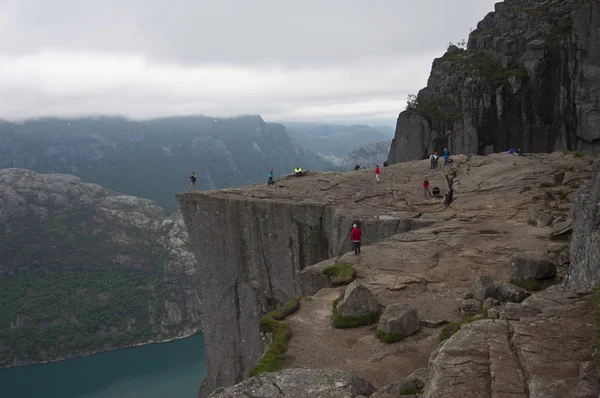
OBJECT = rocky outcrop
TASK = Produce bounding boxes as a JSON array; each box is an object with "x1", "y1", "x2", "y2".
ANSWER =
[
  {"x1": 388, "y1": 0, "x2": 600, "y2": 164},
  {"x1": 422, "y1": 286, "x2": 598, "y2": 397},
  {"x1": 208, "y1": 368, "x2": 375, "y2": 398},
  {"x1": 0, "y1": 168, "x2": 200, "y2": 366},
  {"x1": 564, "y1": 159, "x2": 600, "y2": 291}
]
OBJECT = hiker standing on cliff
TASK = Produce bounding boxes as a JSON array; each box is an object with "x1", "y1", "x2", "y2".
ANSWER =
[
  {"x1": 189, "y1": 172, "x2": 197, "y2": 192},
  {"x1": 267, "y1": 168, "x2": 274, "y2": 185},
  {"x1": 350, "y1": 223, "x2": 362, "y2": 255},
  {"x1": 423, "y1": 177, "x2": 432, "y2": 198},
  {"x1": 375, "y1": 165, "x2": 380, "y2": 183}
]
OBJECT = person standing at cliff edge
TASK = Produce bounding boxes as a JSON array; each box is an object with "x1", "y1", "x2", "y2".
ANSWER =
[
  {"x1": 350, "y1": 223, "x2": 362, "y2": 255},
  {"x1": 375, "y1": 165, "x2": 380, "y2": 183},
  {"x1": 189, "y1": 172, "x2": 197, "y2": 192},
  {"x1": 267, "y1": 168, "x2": 274, "y2": 185}
]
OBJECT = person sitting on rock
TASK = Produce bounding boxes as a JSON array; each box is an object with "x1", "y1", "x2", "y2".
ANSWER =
[
  {"x1": 267, "y1": 168, "x2": 274, "y2": 185},
  {"x1": 189, "y1": 172, "x2": 197, "y2": 192},
  {"x1": 350, "y1": 223, "x2": 361, "y2": 255},
  {"x1": 354, "y1": 164, "x2": 361, "y2": 171},
  {"x1": 432, "y1": 186, "x2": 441, "y2": 198},
  {"x1": 295, "y1": 167, "x2": 303, "y2": 177},
  {"x1": 423, "y1": 177, "x2": 431, "y2": 198}
]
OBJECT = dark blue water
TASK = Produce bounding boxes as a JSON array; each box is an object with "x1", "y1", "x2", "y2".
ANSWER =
[{"x1": 0, "y1": 334, "x2": 206, "y2": 398}]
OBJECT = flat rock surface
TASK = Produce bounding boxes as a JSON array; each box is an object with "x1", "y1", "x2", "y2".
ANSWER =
[{"x1": 281, "y1": 153, "x2": 595, "y2": 390}]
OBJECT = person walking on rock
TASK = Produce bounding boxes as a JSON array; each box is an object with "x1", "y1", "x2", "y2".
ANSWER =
[
  {"x1": 350, "y1": 223, "x2": 362, "y2": 255},
  {"x1": 267, "y1": 168, "x2": 274, "y2": 185},
  {"x1": 429, "y1": 153, "x2": 436, "y2": 169},
  {"x1": 375, "y1": 165, "x2": 380, "y2": 183},
  {"x1": 189, "y1": 172, "x2": 197, "y2": 192},
  {"x1": 423, "y1": 177, "x2": 431, "y2": 198}
]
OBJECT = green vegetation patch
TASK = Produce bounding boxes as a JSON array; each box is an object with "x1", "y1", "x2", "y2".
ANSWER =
[
  {"x1": 440, "y1": 50, "x2": 528, "y2": 85},
  {"x1": 564, "y1": 150, "x2": 586, "y2": 158},
  {"x1": 332, "y1": 298, "x2": 380, "y2": 328},
  {"x1": 323, "y1": 264, "x2": 356, "y2": 286},
  {"x1": 376, "y1": 330, "x2": 406, "y2": 344},
  {"x1": 439, "y1": 309, "x2": 488, "y2": 341},
  {"x1": 0, "y1": 264, "x2": 158, "y2": 366},
  {"x1": 463, "y1": 292, "x2": 474, "y2": 300},
  {"x1": 510, "y1": 279, "x2": 543, "y2": 291},
  {"x1": 248, "y1": 296, "x2": 302, "y2": 377}
]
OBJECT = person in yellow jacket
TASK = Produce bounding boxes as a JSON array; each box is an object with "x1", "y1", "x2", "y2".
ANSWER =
[{"x1": 295, "y1": 167, "x2": 303, "y2": 177}]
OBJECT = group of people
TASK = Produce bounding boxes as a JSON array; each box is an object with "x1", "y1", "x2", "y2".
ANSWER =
[{"x1": 429, "y1": 148, "x2": 452, "y2": 169}]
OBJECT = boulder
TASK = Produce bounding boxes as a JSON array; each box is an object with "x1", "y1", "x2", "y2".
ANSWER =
[
  {"x1": 508, "y1": 252, "x2": 557, "y2": 281},
  {"x1": 551, "y1": 219, "x2": 573, "y2": 239},
  {"x1": 483, "y1": 297, "x2": 500, "y2": 310},
  {"x1": 487, "y1": 306, "x2": 503, "y2": 320},
  {"x1": 528, "y1": 210, "x2": 554, "y2": 227},
  {"x1": 208, "y1": 368, "x2": 376, "y2": 397},
  {"x1": 337, "y1": 281, "x2": 382, "y2": 319},
  {"x1": 460, "y1": 299, "x2": 482, "y2": 317},
  {"x1": 374, "y1": 367, "x2": 427, "y2": 396},
  {"x1": 472, "y1": 275, "x2": 497, "y2": 301},
  {"x1": 376, "y1": 304, "x2": 420, "y2": 343},
  {"x1": 497, "y1": 283, "x2": 530, "y2": 303}
]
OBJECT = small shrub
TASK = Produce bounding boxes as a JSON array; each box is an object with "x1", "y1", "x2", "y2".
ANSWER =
[
  {"x1": 323, "y1": 265, "x2": 356, "y2": 286},
  {"x1": 332, "y1": 298, "x2": 380, "y2": 328},
  {"x1": 464, "y1": 292, "x2": 474, "y2": 299},
  {"x1": 249, "y1": 296, "x2": 302, "y2": 376},
  {"x1": 376, "y1": 330, "x2": 407, "y2": 344},
  {"x1": 404, "y1": 387, "x2": 424, "y2": 395},
  {"x1": 510, "y1": 279, "x2": 542, "y2": 291},
  {"x1": 539, "y1": 181, "x2": 556, "y2": 188}
]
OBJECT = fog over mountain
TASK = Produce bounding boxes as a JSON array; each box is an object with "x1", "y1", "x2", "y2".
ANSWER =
[{"x1": 0, "y1": 0, "x2": 497, "y2": 124}]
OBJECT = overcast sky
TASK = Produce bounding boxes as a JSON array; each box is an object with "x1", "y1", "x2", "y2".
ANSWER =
[{"x1": 0, "y1": 0, "x2": 498, "y2": 125}]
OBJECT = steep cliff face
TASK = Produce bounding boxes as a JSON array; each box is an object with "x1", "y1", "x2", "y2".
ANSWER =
[
  {"x1": 564, "y1": 159, "x2": 600, "y2": 291},
  {"x1": 177, "y1": 170, "x2": 435, "y2": 396},
  {"x1": 0, "y1": 169, "x2": 200, "y2": 366},
  {"x1": 388, "y1": 0, "x2": 600, "y2": 164}
]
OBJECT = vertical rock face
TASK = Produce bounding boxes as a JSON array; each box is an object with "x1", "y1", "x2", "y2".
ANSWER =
[
  {"x1": 388, "y1": 0, "x2": 600, "y2": 164},
  {"x1": 564, "y1": 159, "x2": 600, "y2": 291},
  {"x1": 177, "y1": 191, "x2": 428, "y2": 396}
]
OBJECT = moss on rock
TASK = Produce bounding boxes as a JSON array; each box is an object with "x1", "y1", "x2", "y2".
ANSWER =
[{"x1": 323, "y1": 264, "x2": 356, "y2": 286}]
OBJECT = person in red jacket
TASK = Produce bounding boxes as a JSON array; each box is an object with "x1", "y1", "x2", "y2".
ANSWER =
[
  {"x1": 350, "y1": 223, "x2": 362, "y2": 255},
  {"x1": 375, "y1": 165, "x2": 380, "y2": 183},
  {"x1": 423, "y1": 177, "x2": 431, "y2": 198}
]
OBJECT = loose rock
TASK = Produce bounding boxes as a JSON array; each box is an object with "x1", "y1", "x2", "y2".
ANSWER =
[
  {"x1": 528, "y1": 210, "x2": 554, "y2": 227},
  {"x1": 460, "y1": 299, "x2": 482, "y2": 317},
  {"x1": 376, "y1": 304, "x2": 420, "y2": 343},
  {"x1": 472, "y1": 275, "x2": 497, "y2": 301},
  {"x1": 483, "y1": 297, "x2": 500, "y2": 310},
  {"x1": 497, "y1": 282, "x2": 530, "y2": 303},
  {"x1": 508, "y1": 252, "x2": 557, "y2": 281},
  {"x1": 337, "y1": 281, "x2": 382, "y2": 319}
]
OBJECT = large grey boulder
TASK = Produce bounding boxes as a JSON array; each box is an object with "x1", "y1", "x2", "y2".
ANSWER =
[
  {"x1": 564, "y1": 160, "x2": 600, "y2": 292},
  {"x1": 508, "y1": 252, "x2": 557, "y2": 281},
  {"x1": 208, "y1": 368, "x2": 376, "y2": 397},
  {"x1": 497, "y1": 283, "x2": 530, "y2": 303},
  {"x1": 472, "y1": 275, "x2": 497, "y2": 301},
  {"x1": 376, "y1": 304, "x2": 420, "y2": 342},
  {"x1": 337, "y1": 281, "x2": 382, "y2": 319}
]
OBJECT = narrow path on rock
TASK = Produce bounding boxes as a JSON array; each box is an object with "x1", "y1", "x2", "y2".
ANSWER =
[{"x1": 284, "y1": 287, "x2": 438, "y2": 388}]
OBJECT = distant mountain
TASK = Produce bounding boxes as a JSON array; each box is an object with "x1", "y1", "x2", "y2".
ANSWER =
[
  {"x1": 281, "y1": 122, "x2": 394, "y2": 163},
  {"x1": 340, "y1": 141, "x2": 392, "y2": 171},
  {"x1": 0, "y1": 169, "x2": 199, "y2": 367},
  {"x1": 0, "y1": 115, "x2": 332, "y2": 212}
]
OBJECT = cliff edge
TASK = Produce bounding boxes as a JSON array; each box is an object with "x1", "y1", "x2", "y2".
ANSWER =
[
  {"x1": 388, "y1": 0, "x2": 600, "y2": 164},
  {"x1": 178, "y1": 152, "x2": 596, "y2": 396}
]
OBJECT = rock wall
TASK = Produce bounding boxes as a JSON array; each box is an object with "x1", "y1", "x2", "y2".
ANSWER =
[
  {"x1": 564, "y1": 159, "x2": 600, "y2": 291},
  {"x1": 177, "y1": 192, "x2": 430, "y2": 396},
  {"x1": 388, "y1": 0, "x2": 600, "y2": 164}
]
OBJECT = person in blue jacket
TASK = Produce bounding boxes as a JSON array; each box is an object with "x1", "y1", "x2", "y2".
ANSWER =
[{"x1": 267, "y1": 168, "x2": 274, "y2": 185}]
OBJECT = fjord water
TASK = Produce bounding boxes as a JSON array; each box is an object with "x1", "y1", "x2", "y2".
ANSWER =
[{"x1": 0, "y1": 334, "x2": 206, "y2": 398}]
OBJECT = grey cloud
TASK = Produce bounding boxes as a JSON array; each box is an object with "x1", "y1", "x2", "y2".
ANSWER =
[{"x1": 0, "y1": 0, "x2": 498, "y2": 123}]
